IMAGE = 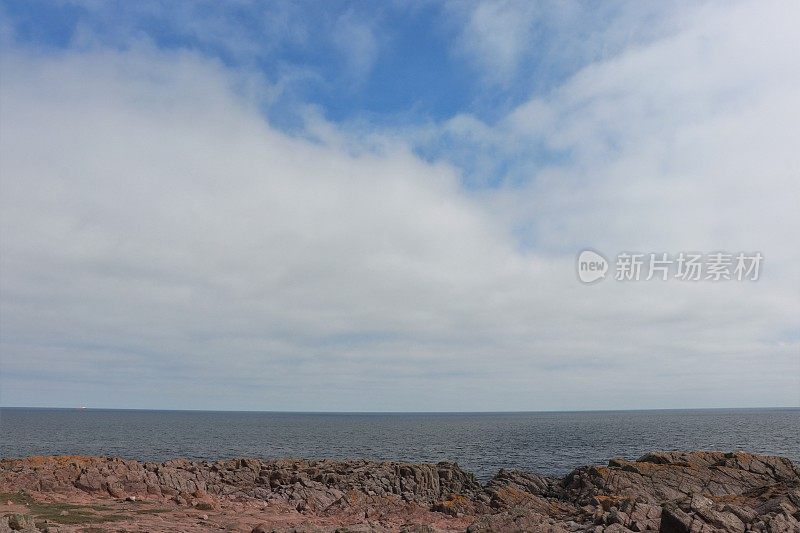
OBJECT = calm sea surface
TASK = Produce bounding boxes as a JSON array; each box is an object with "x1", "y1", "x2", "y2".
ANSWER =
[{"x1": 1, "y1": 408, "x2": 798, "y2": 480}]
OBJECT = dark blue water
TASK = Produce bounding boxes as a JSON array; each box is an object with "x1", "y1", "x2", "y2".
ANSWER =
[{"x1": 1, "y1": 408, "x2": 798, "y2": 479}]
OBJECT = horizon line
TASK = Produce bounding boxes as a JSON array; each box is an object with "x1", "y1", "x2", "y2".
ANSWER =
[{"x1": 1, "y1": 405, "x2": 798, "y2": 415}]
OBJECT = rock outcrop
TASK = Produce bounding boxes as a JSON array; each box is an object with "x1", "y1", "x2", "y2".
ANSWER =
[
  {"x1": 1, "y1": 451, "x2": 798, "y2": 532},
  {"x1": 1, "y1": 456, "x2": 479, "y2": 509}
]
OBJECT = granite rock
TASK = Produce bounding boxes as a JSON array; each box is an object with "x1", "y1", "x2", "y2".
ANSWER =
[{"x1": 1, "y1": 451, "x2": 797, "y2": 532}]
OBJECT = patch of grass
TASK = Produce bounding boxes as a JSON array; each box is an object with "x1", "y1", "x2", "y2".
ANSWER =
[
  {"x1": 130, "y1": 507, "x2": 170, "y2": 514},
  {"x1": 2, "y1": 491, "x2": 31, "y2": 505},
  {"x1": 86, "y1": 503, "x2": 114, "y2": 511},
  {"x1": 0, "y1": 491, "x2": 129, "y2": 525}
]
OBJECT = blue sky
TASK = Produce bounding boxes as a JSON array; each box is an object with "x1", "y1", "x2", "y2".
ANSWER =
[
  {"x1": 5, "y1": 2, "x2": 481, "y2": 124},
  {"x1": 1, "y1": 0, "x2": 672, "y2": 169},
  {"x1": 0, "y1": 0, "x2": 798, "y2": 411}
]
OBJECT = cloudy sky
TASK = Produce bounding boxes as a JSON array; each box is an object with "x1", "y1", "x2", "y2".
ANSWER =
[{"x1": 0, "y1": 0, "x2": 798, "y2": 411}]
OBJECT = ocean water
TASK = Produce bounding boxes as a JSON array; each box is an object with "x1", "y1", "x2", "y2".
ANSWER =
[{"x1": 1, "y1": 408, "x2": 798, "y2": 480}]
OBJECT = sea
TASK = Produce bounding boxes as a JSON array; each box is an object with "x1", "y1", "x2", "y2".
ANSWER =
[{"x1": 1, "y1": 407, "x2": 798, "y2": 480}]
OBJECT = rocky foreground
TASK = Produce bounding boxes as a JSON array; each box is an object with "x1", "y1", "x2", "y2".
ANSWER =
[{"x1": 1, "y1": 451, "x2": 799, "y2": 532}]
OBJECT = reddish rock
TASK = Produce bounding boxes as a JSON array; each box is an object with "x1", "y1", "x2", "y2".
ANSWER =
[{"x1": 1, "y1": 451, "x2": 797, "y2": 532}]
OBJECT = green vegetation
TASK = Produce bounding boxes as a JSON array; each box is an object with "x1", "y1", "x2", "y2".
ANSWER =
[{"x1": 1, "y1": 491, "x2": 127, "y2": 525}]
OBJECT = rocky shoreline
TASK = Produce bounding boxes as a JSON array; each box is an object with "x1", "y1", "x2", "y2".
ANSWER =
[{"x1": 1, "y1": 451, "x2": 798, "y2": 532}]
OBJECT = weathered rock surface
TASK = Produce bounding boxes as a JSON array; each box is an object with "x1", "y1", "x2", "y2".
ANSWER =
[{"x1": 1, "y1": 451, "x2": 797, "y2": 532}]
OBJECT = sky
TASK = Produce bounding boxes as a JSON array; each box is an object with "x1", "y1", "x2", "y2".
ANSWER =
[{"x1": 0, "y1": 0, "x2": 798, "y2": 411}]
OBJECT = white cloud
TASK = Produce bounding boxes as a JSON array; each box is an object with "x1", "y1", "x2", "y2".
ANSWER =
[
  {"x1": 1, "y1": 0, "x2": 798, "y2": 411},
  {"x1": 0, "y1": 44, "x2": 535, "y2": 410},
  {"x1": 452, "y1": 0, "x2": 539, "y2": 81},
  {"x1": 496, "y1": 0, "x2": 800, "y2": 259},
  {"x1": 332, "y1": 11, "x2": 380, "y2": 82},
  {"x1": 447, "y1": 0, "x2": 684, "y2": 86}
]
